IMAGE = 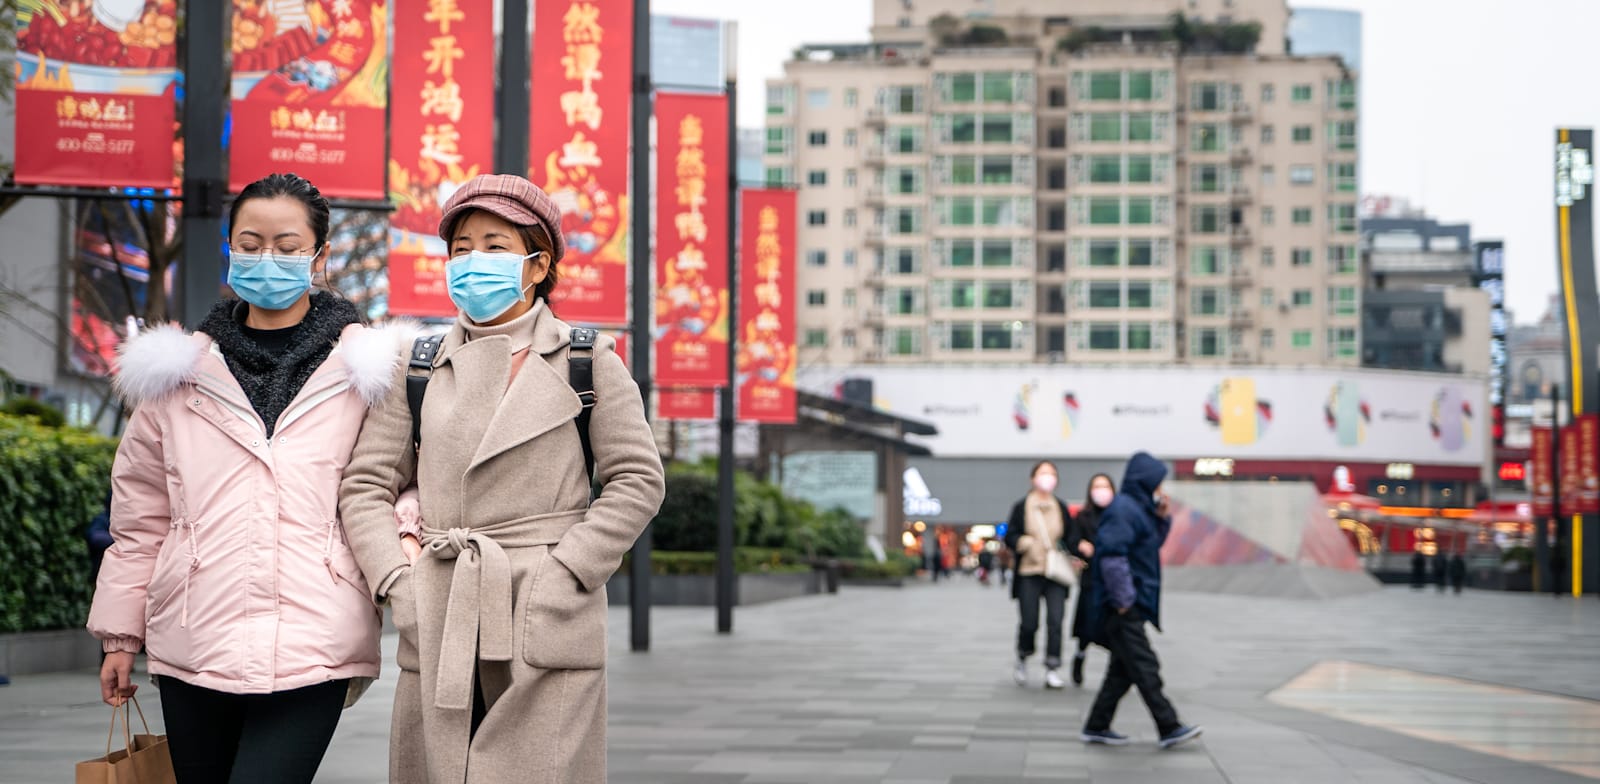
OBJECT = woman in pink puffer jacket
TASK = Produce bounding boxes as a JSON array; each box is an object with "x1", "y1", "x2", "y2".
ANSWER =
[{"x1": 87, "y1": 173, "x2": 416, "y2": 784}]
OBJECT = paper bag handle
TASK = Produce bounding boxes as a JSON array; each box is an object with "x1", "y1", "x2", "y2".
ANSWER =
[{"x1": 104, "y1": 701, "x2": 134, "y2": 758}]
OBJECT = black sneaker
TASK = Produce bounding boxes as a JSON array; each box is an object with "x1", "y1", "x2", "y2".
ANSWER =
[
  {"x1": 1070, "y1": 652, "x2": 1085, "y2": 686},
  {"x1": 1080, "y1": 728, "x2": 1131, "y2": 746},
  {"x1": 1158, "y1": 724, "x2": 1204, "y2": 750}
]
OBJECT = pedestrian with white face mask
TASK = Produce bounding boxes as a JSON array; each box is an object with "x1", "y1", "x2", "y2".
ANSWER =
[
  {"x1": 1066, "y1": 472, "x2": 1115, "y2": 686},
  {"x1": 1003, "y1": 461, "x2": 1081, "y2": 689}
]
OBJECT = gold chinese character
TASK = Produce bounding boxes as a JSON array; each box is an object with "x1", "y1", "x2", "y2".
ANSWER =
[
  {"x1": 57, "y1": 96, "x2": 77, "y2": 120},
  {"x1": 559, "y1": 88, "x2": 603, "y2": 129},
  {"x1": 675, "y1": 147, "x2": 706, "y2": 183},
  {"x1": 679, "y1": 115, "x2": 703, "y2": 147},
  {"x1": 758, "y1": 206, "x2": 780, "y2": 231},
  {"x1": 80, "y1": 98, "x2": 102, "y2": 120},
  {"x1": 563, "y1": 2, "x2": 603, "y2": 44},
  {"x1": 272, "y1": 105, "x2": 293, "y2": 129},
  {"x1": 332, "y1": 0, "x2": 354, "y2": 18},
  {"x1": 424, "y1": 35, "x2": 465, "y2": 80},
  {"x1": 420, "y1": 79, "x2": 465, "y2": 122},
  {"x1": 675, "y1": 176, "x2": 706, "y2": 210},
  {"x1": 562, "y1": 42, "x2": 602, "y2": 82},
  {"x1": 426, "y1": 0, "x2": 465, "y2": 33},
  {"x1": 421, "y1": 123, "x2": 463, "y2": 165},
  {"x1": 292, "y1": 109, "x2": 315, "y2": 130},
  {"x1": 675, "y1": 210, "x2": 707, "y2": 243},
  {"x1": 755, "y1": 282, "x2": 781, "y2": 307},
  {"x1": 328, "y1": 41, "x2": 359, "y2": 65},
  {"x1": 102, "y1": 99, "x2": 127, "y2": 121},
  {"x1": 336, "y1": 18, "x2": 365, "y2": 39}
]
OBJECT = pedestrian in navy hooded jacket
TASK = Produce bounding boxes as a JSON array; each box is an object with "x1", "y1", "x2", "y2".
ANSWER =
[{"x1": 1079, "y1": 452, "x2": 1202, "y2": 750}]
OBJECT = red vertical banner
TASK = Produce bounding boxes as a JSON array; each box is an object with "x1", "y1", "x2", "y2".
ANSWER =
[
  {"x1": 1532, "y1": 426, "x2": 1554, "y2": 516},
  {"x1": 14, "y1": 1, "x2": 178, "y2": 188},
  {"x1": 1578, "y1": 415, "x2": 1600, "y2": 514},
  {"x1": 1561, "y1": 423, "x2": 1582, "y2": 514},
  {"x1": 736, "y1": 189, "x2": 798, "y2": 424},
  {"x1": 654, "y1": 93, "x2": 730, "y2": 386},
  {"x1": 386, "y1": 0, "x2": 496, "y2": 317},
  {"x1": 659, "y1": 389, "x2": 716, "y2": 421},
  {"x1": 530, "y1": 0, "x2": 633, "y2": 325},
  {"x1": 228, "y1": 0, "x2": 389, "y2": 199}
]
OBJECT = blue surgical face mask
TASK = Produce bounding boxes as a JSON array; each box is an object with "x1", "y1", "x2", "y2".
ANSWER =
[
  {"x1": 228, "y1": 249, "x2": 317, "y2": 311},
  {"x1": 447, "y1": 250, "x2": 541, "y2": 323}
]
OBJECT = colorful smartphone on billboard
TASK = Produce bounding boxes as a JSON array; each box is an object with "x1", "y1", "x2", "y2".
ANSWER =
[
  {"x1": 1336, "y1": 381, "x2": 1361, "y2": 446},
  {"x1": 1220, "y1": 377, "x2": 1257, "y2": 445}
]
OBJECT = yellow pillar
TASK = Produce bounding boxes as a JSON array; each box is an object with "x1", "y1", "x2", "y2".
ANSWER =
[{"x1": 1574, "y1": 515, "x2": 1585, "y2": 597}]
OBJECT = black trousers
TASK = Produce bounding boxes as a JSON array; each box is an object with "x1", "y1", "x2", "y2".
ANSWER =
[
  {"x1": 1085, "y1": 610, "x2": 1180, "y2": 735},
  {"x1": 1016, "y1": 574, "x2": 1069, "y2": 667},
  {"x1": 158, "y1": 676, "x2": 347, "y2": 784}
]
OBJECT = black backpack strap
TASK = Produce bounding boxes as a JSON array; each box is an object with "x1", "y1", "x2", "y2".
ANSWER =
[
  {"x1": 568, "y1": 328, "x2": 598, "y2": 486},
  {"x1": 406, "y1": 334, "x2": 442, "y2": 448}
]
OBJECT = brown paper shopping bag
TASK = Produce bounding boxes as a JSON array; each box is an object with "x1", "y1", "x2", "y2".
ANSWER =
[{"x1": 75, "y1": 697, "x2": 175, "y2": 784}]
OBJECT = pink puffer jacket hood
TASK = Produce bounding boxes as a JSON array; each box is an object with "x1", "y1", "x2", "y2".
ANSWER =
[{"x1": 87, "y1": 319, "x2": 419, "y2": 694}]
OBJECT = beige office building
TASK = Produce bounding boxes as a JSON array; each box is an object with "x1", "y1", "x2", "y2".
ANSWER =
[{"x1": 765, "y1": 0, "x2": 1360, "y2": 366}]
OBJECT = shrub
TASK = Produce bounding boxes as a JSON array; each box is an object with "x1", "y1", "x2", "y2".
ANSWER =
[
  {"x1": 651, "y1": 465, "x2": 720, "y2": 551},
  {"x1": 0, "y1": 415, "x2": 117, "y2": 632},
  {"x1": 2, "y1": 398, "x2": 67, "y2": 428},
  {"x1": 621, "y1": 548, "x2": 811, "y2": 576}
]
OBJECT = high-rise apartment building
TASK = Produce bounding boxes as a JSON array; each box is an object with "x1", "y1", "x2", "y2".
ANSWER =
[{"x1": 765, "y1": 0, "x2": 1360, "y2": 366}]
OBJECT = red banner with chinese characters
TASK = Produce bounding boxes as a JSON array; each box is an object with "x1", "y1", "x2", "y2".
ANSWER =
[
  {"x1": 654, "y1": 93, "x2": 729, "y2": 386},
  {"x1": 1575, "y1": 415, "x2": 1600, "y2": 514},
  {"x1": 1561, "y1": 423, "x2": 1582, "y2": 514},
  {"x1": 1532, "y1": 426, "x2": 1554, "y2": 516},
  {"x1": 228, "y1": 0, "x2": 389, "y2": 199},
  {"x1": 14, "y1": 1, "x2": 178, "y2": 188},
  {"x1": 529, "y1": 0, "x2": 633, "y2": 325},
  {"x1": 736, "y1": 189, "x2": 798, "y2": 424},
  {"x1": 659, "y1": 389, "x2": 715, "y2": 420},
  {"x1": 386, "y1": 0, "x2": 496, "y2": 317}
]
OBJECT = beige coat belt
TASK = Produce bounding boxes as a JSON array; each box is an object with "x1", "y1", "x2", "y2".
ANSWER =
[{"x1": 420, "y1": 508, "x2": 588, "y2": 711}]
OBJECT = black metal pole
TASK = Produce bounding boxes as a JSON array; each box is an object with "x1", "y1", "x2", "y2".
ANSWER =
[
  {"x1": 715, "y1": 74, "x2": 739, "y2": 634},
  {"x1": 179, "y1": 0, "x2": 230, "y2": 328},
  {"x1": 1547, "y1": 383, "x2": 1561, "y2": 595},
  {"x1": 496, "y1": 0, "x2": 531, "y2": 175},
  {"x1": 627, "y1": 0, "x2": 654, "y2": 652}
]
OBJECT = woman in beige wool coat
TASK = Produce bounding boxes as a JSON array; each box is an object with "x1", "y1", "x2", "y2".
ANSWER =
[{"x1": 339, "y1": 174, "x2": 665, "y2": 784}]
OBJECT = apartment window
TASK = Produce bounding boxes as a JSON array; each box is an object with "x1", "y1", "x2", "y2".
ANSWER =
[
  {"x1": 982, "y1": 281, "x2": 1014, "y2": 309},
  {"x1": 1047, "y1": 86, "x2": 1067, "y2": 108},
  {"x1": 893, "y1": 126, "x2": 923, "y2": 153},
  {"x1": 843, "y1": 209, "x2": 858, "y2": 227},
  {"x1": 1191, "y1": 82, "x2": 1225, "y2": 111},
  {"x1": 764, "y1": 166, "x2": 792, "y2": 187},
  {"x1": 1261, "y1": 166, "x2": 1275, "y2": 187},
  {"x1": 844, "y1": 129, "x2": 857, "y2": 148},
  {"x1": 1329, "y1": 286, "x2": 1358, "y2": 316},
  {"x1": 803, "y1": 329, "x2": 828, "y2": 348},
  {"x1": 981, "y1": 115, "x2": 1013, "y2": 143},
  {"x1": 1088, "y1": 71, "x2": 1122, "y2": 101},
  {"x1": 1329, "y1": 79, "x2": 1356, "y2": 110},
  {"x1": 1089, "y1": 113, "x2": 1122, "y2": 142},
  {"x1": 841, "y1": 330, "x2": 857, "y2": 348},
  {"x1": 1291, "y1": 329, "x2": 1313, "y2": 349},
  {"x1": 951, "y1": 113, "x2": 977, "y2": 143},
  {"x1": 1090, "y1": 156, "x2": 1121, "y2": 183},
  {"x1": 1292, "y1": 289, "x2": 1313, "y2": 307},
  {"x1": 1128, "y1": 239, "x2": 1156, "y2": 267},
  {"x1": 1191, "y1": 164, "x2": 1223, "y2": 193},
  {"x1": 807, "y1": 170, "x2": 827, "y2": 186},
  {"x1": 890, "y1": 328, "x2": 921, "y2": 356},
  {"x1": 950, "y1": 280, "x2": 977, "y2": 309},
  {"x1": 1291, "y1": 83, "x2": 1313, "y2": 103},
  {"x1": 1261, "y1": 247, "x2": 1275, "y2": 266},
  {"x1": 1260, "y1": 125, "x2": 1274, "y2": 144},
  {"x1": 893, "y1": 247, "x2": 920, "y2": 274},
  {"x1": 1329, "y1": 203, "x2": 1358, "y2": 233},
  {"x1": 1128, "y1": 113, "x2": 1156, "y2": 141},
  {"x1": 1328, "y1": 120, "x2": 1357, "y2": 151},
  {"x1": 1260, "y1": 83, "x2": 1275, "y2": 103},
  {"x1": 981, "y1": 240, "x2": 1014, "y2": 268},
  {"x1": 766, "y1": 85, "x2": 793, "y2": 115},
  {"x1": 1046, "y1": 244, "x2": 1067, "y2": 272},
  {"x1": 1191, "y1": 246, "x2": 1224, "y2": 275},
  {"x1": 1289, "y1": 165, "x2": 1315, "y2": 185},
  {"x1": 1292, "y1": 125, "x2": 1313, "y2": 143},
  {"x1": 1192, "y1": 287, "x2": 1223, "y2": 316},
  {"x1": 1090, "y1": 239, "x2": 1120, "y2": 267},
  {"x1": 1261, "y1": 288, "x2": 1274, "y2": 307},
  {"x1": 1261, "y1": 328, "x2": 1274, "y2": 349},
  {"x1": 807, "y1": 210, "x2": 827, "y2": 226},
  {"x1": 950, "y1": 156, "x2": 977, "y2": 185},
  {"x1": 1128, "y1": 70, "x2": 1157, "y2": 100},
  {"x1": 949, "y1": 240, "x2": 976, "y2": 267},
  {"x1": 844, "y1": 88, "x2": 859, "y2": 107},
  {"x1": 807, "y1": 130, "x2": 827, "y2": 147},
  {"x1": 1127, "y1": 322, "x2": 1154, "y2": 350},
  {"x1": 887, "y1": 85, "x2": 921, "y2": 114},
  {"x1": 1291, "y1": 247, "x2": 1313, "y2": 267},
  {"x1": 1127, "y1": 197, "x2": 1155, "y2": 225},
  {"x1": 1328, "y1": 162, "x2": 1357, "y2": 193},
  {"x1": 1328, "y1": 244, "x2": 1357, "y2": 274},
  {"x1": 1046, "y1": 325, "x2": 1066, "y2": 352},
  {"x1": 1291, "y1": 207, "x2": 1312, "y2": 225},
  {"x1": 766, "y1": 127, "x2": 792, "y2": 155},
  {"x1": 1127, "y1": 282, "x2": 1153, "y2": 309},
  {"x1": 1128, "y1": 155, "x2": 1155, "y2": 183},
  {"x1": 947, "y1": 197, "x2": 977, "y2": 226},
  {"x1": 1089, "y1": 197, "x2": 1121, "y2": 225},
  {"x1": 843, "y1": 289, "x2": 857, "y2": 307},
  {"x1": 950, "y1": 323, "x2": 976, "y2": 350},
  {"x1": 1089, "y1": 322, "x2": 1121, "y2": 350},
  {"x1": 949, "y1": 73, "x2": 977, "y2": 103},
  {"x1": 981, "y1": 157, "x2": 1014, "y2": 184},
  {"x1": 806, "y1": 290, "x2": 827, "y2": 307},
  {"x1": 981, "y1": 322, "x2": 1018, "y2": 350},
  {"x1": 890, "y1": 207, "x2": 920, "y2": 234},
  {"x1": 844, "y1": 169, "x2": 858, "y2": 187},
  {"x1": 1329, "y1": 326, "x2": 1358, "y2": 358},
  {"x1": 1192, "y1": 327, "x2": 1222, "y2": 357},
  {"x1": 805, "y1": 249, "x2": 827, "y2": 267},
  {"x1": 1261, "y1": 207, "x2": 1275, "y2": 226},
  {"x1": 982, "y1": 72, "x2": 1015, "y2": 103},
  {"x1": 1089, "y1": 282, "x2": 1122, "y2": 309},
  {"x1": 893, "y1": 167, "x2": 922, "y2": 194},
  {"x1": 843, "y1": 249, "x2": 858, "y2": 267},
  {"x1": 893, "y1": 287, "x2": 921, "y2": 314},
  {"x1": 1192, "y1": 124, "x2": 1224, "y2": 152},
  {"x1": 805, "y1": 89, "x2": 828, "y2": 108},
  {"x1": 1192, "y1": 205, "x2": 1225, "y2": 234}
]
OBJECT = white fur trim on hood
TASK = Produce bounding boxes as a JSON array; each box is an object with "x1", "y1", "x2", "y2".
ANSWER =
[
  {"x1": 339, "y1": 319, "x2": 430, "y2": 407},
  {"x1": 113, "y1": 324, "x2": 204, "y2": 406}
]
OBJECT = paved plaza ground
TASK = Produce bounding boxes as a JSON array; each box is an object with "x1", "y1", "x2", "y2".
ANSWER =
[{"x1": 1, "y1": 580, "x2": 1596, "y2": 783}]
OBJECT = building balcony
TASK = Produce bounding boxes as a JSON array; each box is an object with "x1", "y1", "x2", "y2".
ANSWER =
[
  {"x1": 1229, "y1": 146, "x2": 1252, "y2": 164},
  {"x1": 1230, "y1": 102, "x2": 1253, "y2": 123},
  {"x1": 862, "y1": 145, "x2": 885, "y2": 166},
  {"x1": 859, "y1": 347, "x2": 885, "y2": 362},
  {"x1": 1229, "y1": 265, "x2": 1254, "y2": 285},
  {"x1": 1229, "y1": 307, "x2": 1254, "y2": 325},
  {"x1": 863, "y1": 230, "x2": 887, "y2": 247},
  {"x1": 863, "y1": 189, "x2": 886, "y2": 207},
  {"x1": 1230, "y1": 183, "x2": 1252, "y2": 203},
  {"x1": 864, "y1": 107, "x2": 886, "y2": 127},
  {"x1": 862, "y1": 267, "x2": 885, "y2": 287},
  {"x1": 860, "y1": 308, "x2": 885, "y2": 326},
  {"x1": 1229, "y1": 225, "x2": 1253, "y2": 246}
]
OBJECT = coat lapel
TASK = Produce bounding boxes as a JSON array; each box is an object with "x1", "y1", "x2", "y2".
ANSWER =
[{"x1": 466, "y1": 307, "x2": 580, "y2": 473}]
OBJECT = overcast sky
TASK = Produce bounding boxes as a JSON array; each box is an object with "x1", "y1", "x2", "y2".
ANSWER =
[{"x1": 652, "y1": 0, "x2": 1600, "y2": 325}]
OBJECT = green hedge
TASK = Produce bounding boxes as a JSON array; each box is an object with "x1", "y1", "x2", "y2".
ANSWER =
[
  {"x1": 0, "y1": 415, "x2": 117, "y2": 633},
  {"x1": 652, "y1": 460, "x2": 867, "y2": 560},
  {"x1": 621, "y1": 547, "x2": 812, "y2": 577}
]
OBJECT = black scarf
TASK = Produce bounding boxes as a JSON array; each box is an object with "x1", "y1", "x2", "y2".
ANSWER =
[{"x1": 198, "y1": 291, "x2": 361, "y2": 437}]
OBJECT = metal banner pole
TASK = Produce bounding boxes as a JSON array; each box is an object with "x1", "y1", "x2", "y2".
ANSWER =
[
  {"x1": 178, "y1": 0, "x2": 230, "y2": 328},
  {"x1": 715, "y1": 24, "x2": 739, "y2": 635},
  {"x1": 627, "y1": 0, "x2": 654, "y2": 652}
]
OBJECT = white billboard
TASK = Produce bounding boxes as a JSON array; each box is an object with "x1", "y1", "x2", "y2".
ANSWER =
[{"x1": 800, "y1": 365, "x2": 1489, "y2": 466}]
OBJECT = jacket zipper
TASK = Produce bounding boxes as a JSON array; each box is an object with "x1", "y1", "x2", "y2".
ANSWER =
[{"x1": 173, "y1": 516, "x2": 201, "y2": 628}]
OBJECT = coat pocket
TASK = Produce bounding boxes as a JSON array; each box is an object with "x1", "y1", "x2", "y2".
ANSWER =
[
  {"x1": 521, "y1": 552, "x2": 607, "y2": 670},
  {"x1": 387, "y1": 570, "x2": 421, "y2": 672}
]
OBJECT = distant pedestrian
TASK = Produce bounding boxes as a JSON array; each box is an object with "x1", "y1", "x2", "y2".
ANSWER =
[
  {"x1": 997, "y1": 546, "x2": 1013, "y2": 587},
  {"x1": 1068, "y1": 472, "x2": 1116, "y2": 687},
  {"x1": 978, "y1": 548, "x2": 995, "y2": 585},
  {"x1": 1004, "y1": 461, "x2": 1077, "y2": 689},
  {"x1": 1410, "y1": 550, "x2": 1426, "y2": 590},
  {"x1": 1449, "y1": 552, "x2": 1466, "y2": 594},
  {"x1": 1080, "y1": 452, "x2": 1202, "y2": 750},
  {"x1": 85, "y1": 491, "x2": 113, "y2": 585},
  {"x1": 1433, "y1": 549, "x2": 1449, "y2": 593}
]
